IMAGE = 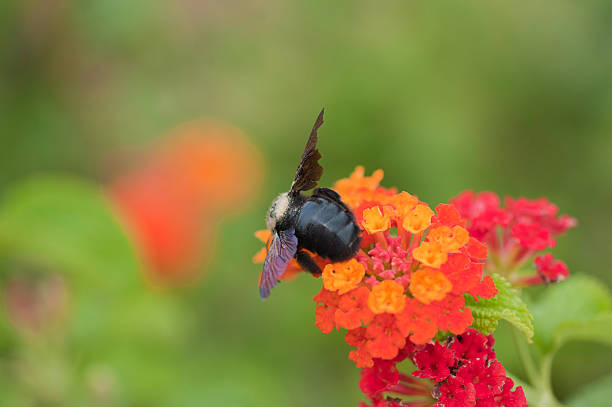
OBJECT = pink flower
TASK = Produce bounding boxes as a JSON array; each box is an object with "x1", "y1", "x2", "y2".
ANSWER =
[{"x1": 451, "y1": 191, "x2": 576, "y2": 287}]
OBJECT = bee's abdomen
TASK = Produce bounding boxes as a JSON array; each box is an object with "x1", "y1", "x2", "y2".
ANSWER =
[{"x1": 295, "y1": 196, "x2": 361, "y2": 262}]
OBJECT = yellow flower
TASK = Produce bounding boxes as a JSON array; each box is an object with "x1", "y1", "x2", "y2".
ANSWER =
[
  {"x1": 402, "y1": 204, "x2": 434, "y2": 234},
  {"x1": 367, "y1": 280, "x2": 406, "y2": 314},
  {"x1": 409, "y1": 268, "x2": 453, "y2": 304},
  {"x1": 427, "y1": 225, "x2": 469, "y2": 253},
  {"x1": 362, "y1": 206, "x2": 391, "y2": 234},
  {"x1": 412, "y1": 241, "x2": 448, "y2": 268},
  {"x1": 322, "y1": 259, "x2": 366, "y2": 294}
]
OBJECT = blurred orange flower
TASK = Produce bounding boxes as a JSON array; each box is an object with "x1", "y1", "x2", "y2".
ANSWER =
[{"x1": 109, "y1": 120, "x2": 263, "y2": 284}]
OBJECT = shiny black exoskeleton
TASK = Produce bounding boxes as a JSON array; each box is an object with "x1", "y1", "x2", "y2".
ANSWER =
[
  {"x1": 258, "y1": 109, "x2": 362, "y2": 298},
  {"x1": 295, "y1": 188, "x2": 361, "y2": 264}
]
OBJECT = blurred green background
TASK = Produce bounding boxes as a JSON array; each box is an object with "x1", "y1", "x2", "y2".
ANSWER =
[{"x1": 1, "y1": 0, "x2": 612, "y2": 406}]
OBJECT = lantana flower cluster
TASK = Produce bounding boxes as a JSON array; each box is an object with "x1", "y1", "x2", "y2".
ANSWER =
[
  {"x1": 359, "y1": 329, "x2": 527, "y2": 407},
  {"x1": 253, "y1": 166, "x2": 577, "y2": 407},
  {"x1": 313, "y1": 167, "x2": 497, "y2": 368},
  {"x1": 451, "y1": 191, "x2": 577, "y2": 286}
]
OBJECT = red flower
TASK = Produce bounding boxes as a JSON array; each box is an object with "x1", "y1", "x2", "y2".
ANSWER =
[
  {"x1": 395, "y1": 298, "x2": 439, "y2": 345},
  {"x1": 313, "y1": 289, "x2": 340, "y2": 334},
  {"x1": 346, "y1": 327, "x2": 374, "y2": 368},
  {"x1": 358, "y1": 329, "x2": 527, "y2": 407},
  {"x1": 359, "y1": 359, "x2": 400, "y2": 398},
  {"x1": 336, "y1": 287, "x2": 375, "y2": 330},
  {"x1": 449, "y1": 329, "x2": 496, "y2": 361},
  {"x1": 466, "y1": 238, "x2": 488, "y2": 261},
  {"x1": 431, "y1": 204, "x2": 466, "y2": 228},
  {"x1": 451, "y1": 190, "x2": 576, "y2": 287},
  {"x1": 457, "y1": 359, "x2": 506, "y2": 398},
  {"x1": 366, "y1": 314, "x2": 406, "y2": 360},
  {"x1": 413, "y1": 342, "x2": 456, "y2": 382},
  {"x1": 531, "y1": 253, "x2": 569, "y2": 284},
  {"x1": 434, "y1": 295, "x2": 474, "y2": 335},
  {"x1": 436, "y1": 377, "x2": 476, "y2": 407},
  {"x1": 511, "y1": 221, "x2": 554, "y2": 251},
  {"x1": 487, "y1": 378, "x2": 527, "y2": 407},
  {"x1": 451, "y1": 192, "x2": 510, "y2": 242},
  {"x1": 359, "y1": 397, "x2": 403, "y2": 407},
  {"x1": 313, "y1": 286, "x2": 375, "y2": 333}
]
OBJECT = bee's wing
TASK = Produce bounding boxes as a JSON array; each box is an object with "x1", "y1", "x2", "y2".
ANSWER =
[
  {"x1": 259, "y1": 229, "x2": 298, "y2": 299},
  {"x1": 290, "y1": 108, "x2": 325, "y2": 194}
]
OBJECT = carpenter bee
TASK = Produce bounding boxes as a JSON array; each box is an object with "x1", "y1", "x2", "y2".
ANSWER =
[{"x1": 259, "y1": 109, "x2": 362, "y2": 298}]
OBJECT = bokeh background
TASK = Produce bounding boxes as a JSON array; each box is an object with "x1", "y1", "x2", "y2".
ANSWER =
[{"x1": 1, "y1": 0, "x2": 612, "y2": 406}]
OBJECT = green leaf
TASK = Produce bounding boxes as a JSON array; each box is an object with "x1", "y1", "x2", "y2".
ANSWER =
[
  {"x1": 466, "y1": 273, "x2": 534, "y2": 341},
  {"x1": 566, "y1": 374, "x2": 612, "y2": 407},
  {"x1": 0, "y1": 175, "x2": 140, "y2": 291},
  {"x1": 530, "y1": 275, "x2": 612, "y2": 352},
  {"x1": 553, "y1": 313, "x2": 612, "y2": 348}
]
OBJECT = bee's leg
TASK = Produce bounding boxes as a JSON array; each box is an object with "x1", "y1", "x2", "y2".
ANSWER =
[{"x1": 295, "y1": 250, "x2": 322, "y2": 275}]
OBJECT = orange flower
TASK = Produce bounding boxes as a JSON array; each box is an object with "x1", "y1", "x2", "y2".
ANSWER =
[
  {"x1": 346, "y1": 327, "x2": 373, "y2": 368},
  {"x1": 409, "y1": 268, "x2": 453, "y2": 304},
  {"x1": 362, "y1": 206, "x2": 391, "y2": 234},
  {"x1": 367, "y1": 280, "x2": 406, "y2": 314},
  {"x1": 389, "y1": 192, "x2": 418, "y2": 219},
  {"x1": 402, "y1": 205, "x2": 434, "y2": 234},
  {"x1": 365, "y1": 314, "x2": 405, "y2": 359},
  {"x1": 159, "y1": 121, "x2": 263, "y2": 211},
  {"x1": 252, "y1": 229, "x2": 272, "y2": 263},
  {"x1": 252, "y1": 247, "x2": 267, "y2": 263},
  {"x1": 335, "y1": 287, "x2": 374, "y2": 330},
  {"x1": 395, "y1": 298, "x2": 439, "y2": 345},
  {"x1": 254, "y1": 229, "x2": 271, "y2": 243},
  {"x1": 313, "y1": 289, "x2": 341, "y2": 334},
  {"x1": 426, "y1": 225, "x2": 469, "y2": 253},
  {"x1": 335, "y1": 166, "x2": 384, "y2": 194},
  {"x1": 412, "y1": 241, "x2": 448, "y2": 268},
  {"x1": 334, "y1": 166, "x2": 394, "y2": 208},
  {"x1": 313, "y1": 287, "x2": 374, "y2": 333},
  {"x1": 322, "y1": 259, "x2": 366, "y2": 294}
]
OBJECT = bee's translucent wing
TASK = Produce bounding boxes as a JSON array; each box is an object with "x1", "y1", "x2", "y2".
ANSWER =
[
  {"x1": 290, "y1": 109, "x2": 325, "y2": 194},
  {"x1": 259, "y1": 229, "x2": 298, "y2": 299}
]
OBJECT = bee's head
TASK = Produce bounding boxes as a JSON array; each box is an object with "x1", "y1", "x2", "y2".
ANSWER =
[{"x1": 266, "y1": 192, "x2": 291, "y2": 231}]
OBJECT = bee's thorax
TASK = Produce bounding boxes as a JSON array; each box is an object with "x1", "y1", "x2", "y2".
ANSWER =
[{"x1": 266, "y1": 192, "x2": 291, "y2": 230}]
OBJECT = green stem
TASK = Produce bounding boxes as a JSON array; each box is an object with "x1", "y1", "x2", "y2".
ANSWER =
[
  {"x1": 511, "y1": 328, "x2": 564, "y2": 406},
  {"x1": 536, "y1": 352, "x2": 563, "y2": 407},
  {"x1": 511, "y1": 326, "x2": 539, "y2": 387},
  {"x1": 540, "y1": 352, "x2": 554, "y2": 391}
]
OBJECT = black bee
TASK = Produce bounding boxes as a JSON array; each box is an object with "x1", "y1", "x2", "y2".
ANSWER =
[{"x1": 259, "y1": 109, "x2": 362, "y2": 298}]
